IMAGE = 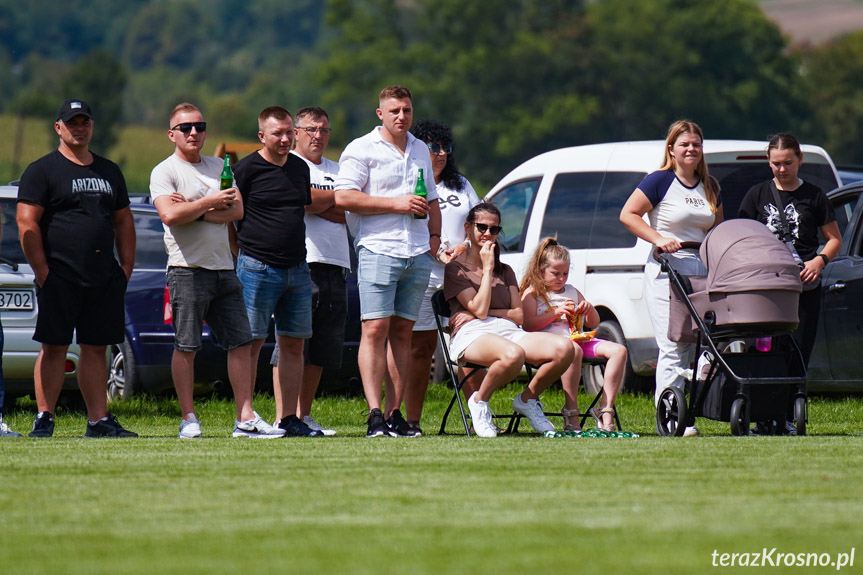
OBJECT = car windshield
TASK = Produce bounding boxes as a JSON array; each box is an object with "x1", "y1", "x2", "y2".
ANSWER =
[{"x1": 0, "y1": 197, "x2": 27, "y2": 266}]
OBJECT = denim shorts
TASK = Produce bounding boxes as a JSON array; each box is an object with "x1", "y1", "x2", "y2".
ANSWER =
[
  {"x1": 356, "y1": 247, "x2": 433, "y2": 321},
  {"x1": 167, "y1": 267, "x2": 253, "y2": 352},
  {"x1": 236, "y1": 253, "x2": 313, "y2": 339}
]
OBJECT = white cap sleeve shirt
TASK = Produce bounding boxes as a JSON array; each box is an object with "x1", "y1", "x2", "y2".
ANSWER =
[
  {"x1": 639, "y1": 169, "x2": 718, "y2": 243},
  {"x1": 295, "y1": 152, "x2": 352, "y2": 270},
  {"x1": 335, "y1": 127, "x2": 438, "y2": 259}
]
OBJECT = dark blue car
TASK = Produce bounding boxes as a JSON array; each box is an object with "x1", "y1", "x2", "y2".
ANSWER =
[{"x1": 108, "y1": 203, "x2": 360, "y2": 399}]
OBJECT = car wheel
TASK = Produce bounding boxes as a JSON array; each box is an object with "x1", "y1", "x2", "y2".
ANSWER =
[
  {"x1": 582, "y1": 362, "x2": 604, "y2": 396},
  {"x1": 656, "y1": 386, "x2": 687, "y2": 437},
  {"x1": 730, "y1": 397, "x2": 749, "y2": 436},
  {"x1": 107, "y1": 337, "x2": 142, "y2": 401},
  {"x1": 594, "y1": 319, "x2": 654, "y2": 394}
]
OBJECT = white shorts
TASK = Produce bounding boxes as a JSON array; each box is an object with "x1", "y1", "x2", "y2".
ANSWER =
[{"x1": 450, "y1": 316, "x2": 527, "y2": 363}]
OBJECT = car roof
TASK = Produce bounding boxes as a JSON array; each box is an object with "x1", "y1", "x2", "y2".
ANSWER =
[{"x1": 489, "y1": 139, "x2": 837, "y2": 194}]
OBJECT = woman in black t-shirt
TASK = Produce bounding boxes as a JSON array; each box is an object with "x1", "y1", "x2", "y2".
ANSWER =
[{"x1": 738, "y1": 132, "x2": 842, "y2": 380}]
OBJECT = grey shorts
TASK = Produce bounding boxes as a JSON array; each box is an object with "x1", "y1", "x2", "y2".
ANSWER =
[{"x1": 167, "y1": 267, "x2": 253, "y2": 352}]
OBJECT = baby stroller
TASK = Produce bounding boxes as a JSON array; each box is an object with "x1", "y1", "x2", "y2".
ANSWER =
[{"x1": 655, "y1": 219, "x2": 808, "y2": 437}]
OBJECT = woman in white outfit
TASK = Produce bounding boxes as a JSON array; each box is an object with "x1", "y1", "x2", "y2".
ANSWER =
[{"x1": 619, "y1": 120, "x2": 723, "y2": 436}]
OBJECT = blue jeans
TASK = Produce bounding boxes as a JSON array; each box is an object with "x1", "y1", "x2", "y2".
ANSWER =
[{"x1": 236, "y1": 253, "x2": 313, "y2": 339}]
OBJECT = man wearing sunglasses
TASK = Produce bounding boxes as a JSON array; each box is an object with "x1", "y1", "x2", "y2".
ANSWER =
[
  {"x1": 150, "y1": 102, "x2": 284, "y2": 439},
  {"x1": 18, "y1": 98, "x2": 137, "y2": 438},
  {"x1": 335, "y1": 85, "x2": 442, "y2": 438}
]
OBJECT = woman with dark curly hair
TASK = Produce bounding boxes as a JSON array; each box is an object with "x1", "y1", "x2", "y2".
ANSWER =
[{"x1": 384, "y1": 119, "x2": 481, "y2": 435}]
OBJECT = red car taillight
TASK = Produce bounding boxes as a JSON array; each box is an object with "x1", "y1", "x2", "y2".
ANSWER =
[{"x1": 163, "y1": 285, "x2": 173, "y2": 324}]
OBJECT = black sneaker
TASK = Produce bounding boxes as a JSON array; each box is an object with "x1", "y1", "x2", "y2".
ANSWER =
[
  {"x1": 277, "y1": 415, "x2": 324, "y2": 437},
  {"x1": 386, "y1": 409, "x2": 414, "y2": 437},
  {"x1": 406, "y1": 420, "x2": 423, "y2": 437},
  {"x1": 84, "y1": 414, "x2": 138, "y2": 438},
  {"x1": 29, "y1": 411, "x2": 55, "y2": 438},
  {"x1": 366, "y1": 408, "x2": 392, "y2": 438}
]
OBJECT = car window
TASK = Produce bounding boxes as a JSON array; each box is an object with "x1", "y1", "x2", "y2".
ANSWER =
[
  {"x1": 541, "y1": 172, "x2": 603, "y2": 249},
  {"x1": 0, "y1": 198, "x2": 27, "y2": 265},
  {"x1": 590, "y1": 172, "x2": 644, "y2": 249},
  {"x1": 492, "y1": 178, "x2": 540, "y2": 253},
  {"x1": 133, "y1": 211, "x2": 168, "y2": 270},
  {"x1": 832, "y1": 192, "x2": 860, "y2": 239},
  {"x1": 711, "y1": 162, "x2": 840, "y2": 219}
]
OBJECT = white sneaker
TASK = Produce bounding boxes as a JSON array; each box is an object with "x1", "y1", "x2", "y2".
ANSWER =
[
  {"x1": 303, "y1": 415, "x2": 336, "y2": 436},
  {"x1": 683, "y1": 426, "x2": 700, "y2": 437},
  {"x1": 178, "y1": 413, "x2": 202, "y2": 439},
  {"x1": 467, "y1": 393, "x2": 497, "y2": 438},
  {"x1": 232, "y1": 412, "x2": 286, "y2": 438},
  {"x1": 512, "y1": 393, "x2": 555, "y2": 433}
]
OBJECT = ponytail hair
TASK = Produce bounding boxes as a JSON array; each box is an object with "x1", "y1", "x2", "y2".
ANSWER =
[{"x1": 519, "y1": 237, "x2": 571, "y2": 307}]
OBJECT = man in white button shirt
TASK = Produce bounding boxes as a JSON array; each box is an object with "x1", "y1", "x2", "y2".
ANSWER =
[{"x1": 335, "y1": 86, "x2": 442, "y2": 437}]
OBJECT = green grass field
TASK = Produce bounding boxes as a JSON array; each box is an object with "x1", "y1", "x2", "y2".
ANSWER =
[{"x1": 2, "y1": 384, "x2": 862, "y2": 574}]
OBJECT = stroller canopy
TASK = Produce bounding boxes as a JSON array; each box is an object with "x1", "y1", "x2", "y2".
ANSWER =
[{"x1": 700, "y1": 219, "x2": 802, "y2": 294}]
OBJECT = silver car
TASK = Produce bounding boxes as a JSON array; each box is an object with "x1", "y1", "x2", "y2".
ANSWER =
[{"x1": 1, "y1": 184, "x2": 83, "y2": 407}]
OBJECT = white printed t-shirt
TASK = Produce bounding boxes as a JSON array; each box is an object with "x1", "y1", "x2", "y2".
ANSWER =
[
  {"x1": 293, "y1": 151, "x2": 351, "y2": 270},
  {"x1": 149, "y1": 153, "x2": 234, "y2": 270},
  {"x1": 638, "y1": 169, "x2": 719, "y2": 243},
  {"x1": 335, "y1": 126, "x2": 438, "y2": 259}
]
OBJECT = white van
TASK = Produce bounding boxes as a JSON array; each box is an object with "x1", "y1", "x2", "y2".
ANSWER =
[{"x1": 484, "y1": 140, "x2": 840, "y2": 392}]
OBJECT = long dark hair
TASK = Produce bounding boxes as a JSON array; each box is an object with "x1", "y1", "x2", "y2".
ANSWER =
[
  {"x1": 411, "y1": 118, "x2": 465, "y2": 191},
  {"x1": 466, "y1": 202, "x2": 503, "y2": 275}
]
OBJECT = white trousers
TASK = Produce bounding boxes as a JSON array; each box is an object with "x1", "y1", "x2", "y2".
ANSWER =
[{"x1": 644, "y1": 252, "x2": 707, "y2": 406}]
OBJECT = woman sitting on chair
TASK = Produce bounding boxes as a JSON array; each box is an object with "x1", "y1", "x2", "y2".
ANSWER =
[{"x1": 443, "y1": 202, "x2": 574, "y2": 437}]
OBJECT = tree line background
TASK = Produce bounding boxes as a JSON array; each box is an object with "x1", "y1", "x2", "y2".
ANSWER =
[{"x1": 1, "y1": 0, "x2": 862, "y2": 190}]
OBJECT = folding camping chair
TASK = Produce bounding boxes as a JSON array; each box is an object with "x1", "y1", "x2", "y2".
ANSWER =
[{"x1": 432, "y1": 290, "x2": 623, "y2": 435}]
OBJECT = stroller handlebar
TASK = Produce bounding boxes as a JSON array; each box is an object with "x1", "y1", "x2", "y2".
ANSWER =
[{"x1": 652, "y1": 241, "x2": 702, "y2": 263}]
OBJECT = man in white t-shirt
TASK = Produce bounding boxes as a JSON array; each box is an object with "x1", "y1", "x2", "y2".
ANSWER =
[
  {"x1": 269, "y1": 106, "x2": 349, "y2": 436},
  {"x1": 335, "y1": 86, "x2": 441, "y2": 437},
  {"x1": 149, "y1": 102, "x2": 284, "y2": 439}
]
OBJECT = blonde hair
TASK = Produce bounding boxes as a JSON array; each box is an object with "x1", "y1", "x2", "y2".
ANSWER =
[
  {"x1": 659, "y1": 120, "x2": 720, "y2": 212},
  {"x1": 519, "y1": 237, "x2": 570, "y2": 308}
]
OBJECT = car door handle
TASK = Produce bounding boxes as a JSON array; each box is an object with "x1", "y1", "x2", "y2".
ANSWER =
[{"x1": 828, "y1": 281, "x2": 846, "y2": 293}]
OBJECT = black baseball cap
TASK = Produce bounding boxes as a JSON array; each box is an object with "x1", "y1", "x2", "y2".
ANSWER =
[{"x1": 57, "y1": 99, "x2": 93, "y2": 122}]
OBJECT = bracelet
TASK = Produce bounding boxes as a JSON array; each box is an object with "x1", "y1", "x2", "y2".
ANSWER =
[{"x1": 817, "y1": 253, "x2": 829, "y2": 266}]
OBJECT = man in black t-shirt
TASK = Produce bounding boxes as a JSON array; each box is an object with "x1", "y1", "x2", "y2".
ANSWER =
[
  {"x1": 233, "y1": 106, "x2": 319, "y2": 437},
  {"x1": 17, "y1": 99, "x2": 137, "y2": 438}
]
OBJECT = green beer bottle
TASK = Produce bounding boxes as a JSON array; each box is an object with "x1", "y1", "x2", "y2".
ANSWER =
[
  {"x1": 220, "y1": 154, "x2": 233, "y2": 190},
  {"x1": 413, "y1": 168, "x2": 427, "y2": 220}
]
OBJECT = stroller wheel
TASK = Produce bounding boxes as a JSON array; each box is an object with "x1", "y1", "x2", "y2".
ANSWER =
[
  {"x1": 794, "y1": 397, "x2": 807, "y2": 436},
  {"x1": 730, "y1": 397, "x2": 750, "y2": 436},
  {"x1": 656, "y1": 386, "x2": 687, "y2": 437}
]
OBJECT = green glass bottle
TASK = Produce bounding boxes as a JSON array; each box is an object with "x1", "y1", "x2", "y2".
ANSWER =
[
  {"x1": 220, "y1": 154, "x2": 233, "y2": 190},
  {"x1": 413, "y1": 168, "x2": 427, "y2": 220}
]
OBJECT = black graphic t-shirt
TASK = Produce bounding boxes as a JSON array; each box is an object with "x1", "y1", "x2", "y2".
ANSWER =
[
  {"x1": 738, "y1": 180, "x2": 835, "y2": 262},
  {"x1": 18, "y1": 149, "x2": 130, "y2": 286}
]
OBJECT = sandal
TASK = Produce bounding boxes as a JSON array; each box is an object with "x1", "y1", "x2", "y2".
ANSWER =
[
  {"x1": 588, "y1": 406, "x2": 616, "y2": 431},
  {"x1": 562, "y1": 407, "x2": 582, "y2": 432}
]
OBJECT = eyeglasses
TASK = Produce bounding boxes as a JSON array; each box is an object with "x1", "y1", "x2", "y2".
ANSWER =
[
  {"x1": 171, "y1": 122, "x2": 207, "y2": 134},
  {"x1": 472, "y1": 222, "x2": 502, "y2": 235},
  {"x1": 427, "y1": 142, "x2": 453, "y2": 155},
  {"x1": 297, "y1": 126, "x2": 332, "y2": 136}
]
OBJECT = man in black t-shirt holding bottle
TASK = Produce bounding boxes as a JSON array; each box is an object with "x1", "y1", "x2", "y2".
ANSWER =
[{"x1": 17, "y1": 99, "x2": 137, "y2": 438}]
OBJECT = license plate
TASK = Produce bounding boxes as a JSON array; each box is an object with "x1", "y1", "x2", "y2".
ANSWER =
[{"x1": 0, "y1": 289, "x2": 35, "y2": 310}]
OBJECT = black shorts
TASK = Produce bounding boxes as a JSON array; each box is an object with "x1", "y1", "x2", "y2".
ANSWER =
[
  {"x1": 34, "y1": 268, "x2": 126, "y2": 346},
  {"x1": 270, "y1": 262, "x2": 347, "y2": 368}
]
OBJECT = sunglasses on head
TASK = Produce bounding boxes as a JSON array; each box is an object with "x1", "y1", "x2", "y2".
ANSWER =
[
  {"x1": 427, "y1": 141, "x2": 453, "y2": 155},
  {"x1": 171, "y1": 122, "x2": 207, "y2": 134},
  {"x1": 472, "y1": 222, "x2": 502, "y2": 235}
]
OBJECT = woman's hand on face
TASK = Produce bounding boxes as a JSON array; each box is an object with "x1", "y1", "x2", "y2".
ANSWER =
[
  {"x1": 479, "y1": 239, "x2": 496, "y2": 272},
  {"x1": 655, "y1": 236, "x2": 681, "y2": 253}
]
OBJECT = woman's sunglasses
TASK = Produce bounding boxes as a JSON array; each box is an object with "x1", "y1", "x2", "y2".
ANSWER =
[
  {"x1": 171, "y1": 122, "x2": 207, "y2": 134},
  {"x1": 427, "y1": 142, "x2": 453, "y2": 155},
  {"x1": 472, "y1": 222, "x2": 502, "y2": 235}
]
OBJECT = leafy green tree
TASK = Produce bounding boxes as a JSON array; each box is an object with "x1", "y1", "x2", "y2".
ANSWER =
[
  {"x1": 805, "y1": 31, "x2": 863, "y2": 165},
  {"x1": 60, "y1": 50, "x2": 127, "y2": 154},
  {"x1": 584, "y1": 0, "x2": 808, "y2": 142}
]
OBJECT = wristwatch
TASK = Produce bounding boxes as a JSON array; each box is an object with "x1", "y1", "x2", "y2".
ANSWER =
[{"x1": 817, "y1": 253, "x2": 829, "y2": 266}]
